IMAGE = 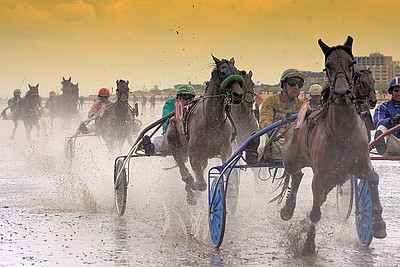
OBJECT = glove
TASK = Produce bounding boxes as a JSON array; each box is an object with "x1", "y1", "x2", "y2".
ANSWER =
[{"x1": 389, "y1": 114, "x2": 400, "y2": 126}]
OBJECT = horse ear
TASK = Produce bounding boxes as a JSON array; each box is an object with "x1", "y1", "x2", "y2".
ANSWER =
[
  {"x1": 230, "y1": 57, "x2": 235, "y2": 65},
  {"x1": 36, "y1": 83, "x2": 39, "y2": 88},
  {"x1": 318, "y1": 39, "x2": 330, "y2": 55},
  {"x1": 62, "y1": 77, "x2": 66, "y2": 82},
  {"x1": 343, "y1": 35, "x2": 353, "y2": 49},
  {"x1": 211, "y1": 54, "x2": 220, "y2": 64},
  {"x1": 68, "y1": 77, "x2": 71, "y2": 82},
  {"x1": 127, "y1": 80, "x2": 129, "y2": 85},
  {"x1": 249, "y1": 70, "x2": 253, "y2": 78}
]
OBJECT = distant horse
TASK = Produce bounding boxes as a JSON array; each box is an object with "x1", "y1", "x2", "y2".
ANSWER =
[
  {"x1": 281, "y1": 36, "x2": 386, "y2": 253},
  {"x1": 55, "y1": 77, "x2": 80, "y2": 126},
  {"x1": 15, "y1": 84, "x2": 42, "y2": 139},
  {"x1": 98, "y1": 79, "x2": 136, "y2": 153},
  {"x1": 167, "y1": 55, "x2": 245, "y2": 204},
  {"x1": 231, "y1": 70, "x2": 258, "y2": 145}
]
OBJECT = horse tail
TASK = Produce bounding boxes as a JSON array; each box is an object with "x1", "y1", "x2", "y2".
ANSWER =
[{"x1": 268, "y1": 172, "x2": 291, "y2": 204}]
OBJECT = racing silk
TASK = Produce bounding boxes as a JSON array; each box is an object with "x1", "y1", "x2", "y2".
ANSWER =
[
  {"x1": 88, "y1": 99, "x2": 113, "y2": 118},
  {"x1": 373, "y1": 99, "x2": 400, "y2": 138},
  {"x1": 259, "y1": 92, "x2": 304, "y2": 133},
  {"x1": 162, "y1": 98, "x2": 175, "y2": 134},
  {"x1": 8, "y1": 97, "x2": 20, "y2": 112}
]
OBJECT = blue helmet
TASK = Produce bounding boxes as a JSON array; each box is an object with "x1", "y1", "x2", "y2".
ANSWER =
[{"x1": 388, "y1": 77, "x2": 400, "y2": 94}]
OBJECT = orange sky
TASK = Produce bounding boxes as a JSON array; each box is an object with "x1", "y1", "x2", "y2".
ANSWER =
[{"x1": 1, "y1": 0, "x2": 399, "y2": 97}]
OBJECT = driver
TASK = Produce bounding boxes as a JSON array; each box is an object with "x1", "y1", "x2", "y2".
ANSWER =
[
  {"x1": 373, "y1": 77, "x2": 400, "y2": 156},
  {"x1": 142, "y1": 84, "x2": 196, "y2": 156},
  {"x1": 245, "y1": 69, "x2": 305, "y2": 165}
]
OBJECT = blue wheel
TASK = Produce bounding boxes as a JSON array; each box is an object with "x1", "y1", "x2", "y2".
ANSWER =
[
  {"x1": 209, "y1": 177, "x2": 226, "y2": 247},
  {"x1": 114, "y1": 159, "x2": 128, "y2": 216},
  {"x1": 355, "y1": 178, "x2": 373, "y2": 246}
]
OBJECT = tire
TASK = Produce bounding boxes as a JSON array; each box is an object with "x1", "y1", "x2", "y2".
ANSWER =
[
  {"x1": 355, "y1": 178, "x2": 373, "y2": 246},
  {"x1": 336, "y1": 177, "x2": 354, "y2": 221},
  {"x1": 208, "y1": 177, "x2": 226, "y2": 247},
  {"x1": 114, "y1": 159, "x2": 128, "y2": 216}
]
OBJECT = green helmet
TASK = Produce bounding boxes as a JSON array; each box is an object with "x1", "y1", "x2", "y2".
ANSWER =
[
  {"x1": 13, "y1": 89, "x2": 21, "y2": 95},
  {"x1": 280, "y1": 69, "x2": 306, "y2": 82},
  {"x1": 177, "y1": 84, "x2": 196, "y2": 96}
]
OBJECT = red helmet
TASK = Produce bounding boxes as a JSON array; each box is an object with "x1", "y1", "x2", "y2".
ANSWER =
[
  {"x1": 49, "y1": 91, "x2": 57, "y2": 97},
  {"x1": 98, "y1": 88, "x2": 110, "y2": 97}
]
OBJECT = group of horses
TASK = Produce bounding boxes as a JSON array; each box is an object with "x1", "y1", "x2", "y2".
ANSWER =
[{"x1": 162, "y1": 37, "x2": 384, "y2": 253}]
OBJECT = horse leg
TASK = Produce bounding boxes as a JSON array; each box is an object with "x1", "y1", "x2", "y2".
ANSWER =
[
  {"x1": 24, "y1": 121, "x2": 31, "y2": 140},
  {"x1": 189, "y1": 156, "x2": 207, "y2": 191},
  {"x1": 35, "y1": 120, "x2": 40, "y2": 137},
  {"x1": 280, "y1": 171, "x2": 304, "y2": 221},
  {"x1": 366, "y1": 169, "x2": 387, "y2": 238}
]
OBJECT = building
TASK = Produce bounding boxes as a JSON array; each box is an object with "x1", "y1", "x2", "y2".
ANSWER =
[{"x1": 354, "y1": 52, "x2": 400, "y2": 84}]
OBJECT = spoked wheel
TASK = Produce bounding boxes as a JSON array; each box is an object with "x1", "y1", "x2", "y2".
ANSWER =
[
  {"x1": 208, "y1": 177, "x2": 226, "y2": 247},
  {"x1": 65, "y1": 137, "x2": 75, "y2": 168},
  {"x1": 354, "y1": 177, "x2": 373, "y2": 246},
  {"x1": 114, "y1": 158, "x2": 128, "y2": 216},
  {"x1": 336, "y1": 177, "x2": 354, "y2": 221}
]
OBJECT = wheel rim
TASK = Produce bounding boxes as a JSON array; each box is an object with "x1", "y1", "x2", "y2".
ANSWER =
[
  {"x1": 355, "y1": 179, "x2": 373, "y2": 246},
  {"x1": 209, "y1": 178, "x2": 226, "y2": 247},
  {"x1": 114, "y1": 160, "x2": 127, "y2": 216}
]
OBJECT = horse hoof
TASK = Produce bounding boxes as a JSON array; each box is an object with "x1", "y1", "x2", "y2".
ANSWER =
[
  {"x1": 195, "y1": 181, "x2": 207, "y2": 192},
  {"x1": 186, "y1": 191, "x2": 197, "y2": 206},
  {"x1": 373, "y1": 220, "x2": 387, "y2": 239},
  {"x1": 280, "y1": 204, "x2": 295, "y2": 221}
]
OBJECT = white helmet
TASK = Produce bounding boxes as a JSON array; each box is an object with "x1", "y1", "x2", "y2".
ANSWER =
[{"x1": 309, "y1": 84, "x2": 323, "y2": 96}]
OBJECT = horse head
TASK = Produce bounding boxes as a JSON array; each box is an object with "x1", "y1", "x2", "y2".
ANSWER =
[
  {"x1": 61, "y1": 77, "x2": 73, "y2": 95},
  {"x1": 240, "y1": 70, "x2": 256, "y2": 109},
  {"x1": 27, "y1": 84, "x2": 40, "y2": 102},
  {"x1": 211, "y1": 55, "x2": 244, "y2": 104},
  {"x1": 116, "y1": 80, "x2": 130, "y2": 102},
  {"x1": 319, "y1": 36, "x2": 356, "y2": 104},
  {"x1": 355, "y1": 68, "x2": 377, "y2": 108}
]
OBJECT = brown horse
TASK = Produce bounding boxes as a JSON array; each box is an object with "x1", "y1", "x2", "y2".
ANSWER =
[
  {"x1": 14, "y1": 84, "x2": 42, "y2": 139},
  {"x1": 354, "y1": 68, "x2": 377, "y2": 140},
  {"x1": 167, "y1": 55, "x2": 245, "y2": 205},
  {"x1": 231, "y1": 70, "x2": 259, "y2": 145},
  {"x1": 54, "y1": 77, "x2": 80, "y2": 126},
  {"x1": 98, "y1": 79, "x2": 136, "y2": 153},
  {"x1": 281, "y1": 36, "x2": 386, "y2": 253}
]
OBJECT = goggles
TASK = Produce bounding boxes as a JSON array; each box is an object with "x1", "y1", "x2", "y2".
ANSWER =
[
  {"x1": 286, "y1": 78, "x2": 304, "y2": 89},
  {"x1": 180, "y1": 94, "x2": 194, "y2": 101}
]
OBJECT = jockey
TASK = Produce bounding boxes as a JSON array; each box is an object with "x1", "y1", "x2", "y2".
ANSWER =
[
  {"x1": 88, "y1": 88, "x2": 113, "y2": 118},
  {"x1": 308, "y1": 83, "x2": 323, "y2": 109},
  {"x1": 45, "y1": 91, "x2": 57, "y2": 110},
  {"x1": 8, "y1": 89, "x2": 22, "y2": 112},
  {"x1": 78, "y1": 88, "x2": 114, "y2": 134},
  {"x1": 373, "y1": 77, "x2": 400, "y2": 155},
  {"x1": 142, "y1": 84, "x2": 196, "y2": 156},
  {"x1": 245, "y1": 69, "x2": 305, "y2": 166}
]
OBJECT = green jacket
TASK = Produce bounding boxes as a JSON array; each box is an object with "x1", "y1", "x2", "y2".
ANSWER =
[{"x1": 162, "y1": 98, "x2": 175, "y2": 134}]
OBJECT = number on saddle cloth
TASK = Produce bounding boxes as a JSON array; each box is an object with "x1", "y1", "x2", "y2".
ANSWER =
[{"x1": 174, "y1": 99, "x2": 197, "y2": 135}]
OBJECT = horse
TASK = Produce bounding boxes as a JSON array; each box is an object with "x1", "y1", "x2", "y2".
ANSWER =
[
  {"x1": 354, "y1": 68, "x2": 377, "y2": 140},
  {"x1": 14, "y1": 84, "x2": 42, "y2": 139},
  {"x1": 167, "y1": 55, "x2": 245, "y2": 205},
  {"x1": 231, "y1": 70, "x2": 259, "y2": 145},
  {"x1": 98, "y1": 79, "x2": 135, "y2": 153},
  {"x1": 280, "y1": 36, "x2": 386, "y2": 254},
  {"x1": 53, "y1": 77, "x2": 80, "y2": 127}
]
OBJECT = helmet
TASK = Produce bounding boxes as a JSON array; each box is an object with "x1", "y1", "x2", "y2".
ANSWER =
[
  {"x1": 177, "y1": 84, "x2": 196, "y2": 96},
  {"x1": 309, "y1": 84, "x2": 323, "y2": 96},
  {"x1": 280, "y1": 69, "x2": 306, "y2": 82},
  {"x1": 388, "y1": 77, "x2": 400, "y2": 94},
  {"x1": 13, "y1": 89, "x2": 21, "y2": 95},
  {"x1": 49, "y1": 91, "x2": 57, "y2": 97},
  {"x1": 98, "y1": 88, "x2": 110, "y2": 97}
]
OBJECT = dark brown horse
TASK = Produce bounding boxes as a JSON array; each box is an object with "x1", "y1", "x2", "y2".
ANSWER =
[
  {"x1": 98, "y1": 79, "x2": 135, "y2": 153},
  {"x1": 281, "y1": 36, "x2": 386, "y2": 253},
  {"x1": 167, "y1": 55, "x2": 245, "y2": 204},
  {"x1": 14, "y1": 84, "x2": 42, "y2": 139},
  {"x1": 354, "y1": 68, "x2": 377, "y2": 140},
  {"x1": 231, "y1": 70, "x2": 259, "y2": 145}
]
